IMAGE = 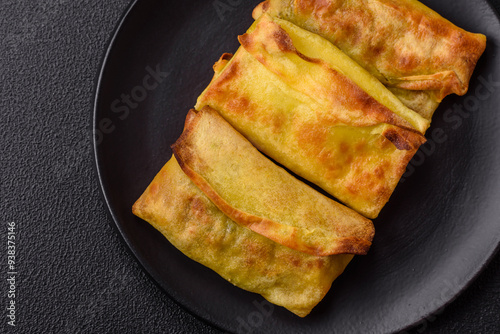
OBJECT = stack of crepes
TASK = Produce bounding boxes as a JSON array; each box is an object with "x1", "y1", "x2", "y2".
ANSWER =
[{"x1": 133, "y1": 0, "x2": 486, "y2": 317}]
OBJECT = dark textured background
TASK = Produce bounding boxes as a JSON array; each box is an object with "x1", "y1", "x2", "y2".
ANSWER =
[{"x1": 0, "y1": 0, "x2": 499, "y2": 333}]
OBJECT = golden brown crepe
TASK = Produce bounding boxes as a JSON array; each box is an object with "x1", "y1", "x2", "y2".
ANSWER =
[
  {"x1": 132, "y1": 156, "x2": 354, "y2": 317},
  {"x1": 240, "y1": 14, "x2": 429, "y2": 134},
  {"x1": 172, "y1": 106, "x2": 374, "y2": 256},
  {"x1": 253, "y1": 0, "x2": 487, "y2": 120},
  {"x1": 196, "y1": 15, "x2": 427, "y2": 218}
]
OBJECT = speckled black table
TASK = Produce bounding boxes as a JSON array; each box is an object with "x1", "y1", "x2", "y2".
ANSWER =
[{"x1": 1, "y1": 1, "x2": 499, "y2": 333}]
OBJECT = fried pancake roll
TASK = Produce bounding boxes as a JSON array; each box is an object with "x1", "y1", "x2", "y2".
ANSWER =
[
  {"x1": 172, "y1": 107, "x2": 374, "y2": 256},
  {"x1": 253, "y1": 0, "x2": 486, "y2": 120},
  {"x1": 133, "y1": 155, "x2": 354, "y2": 317}
]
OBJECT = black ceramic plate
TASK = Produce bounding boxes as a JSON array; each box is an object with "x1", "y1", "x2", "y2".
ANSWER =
[{"x1": 93, "y1": 1, "x2": 500, "y2": 333}]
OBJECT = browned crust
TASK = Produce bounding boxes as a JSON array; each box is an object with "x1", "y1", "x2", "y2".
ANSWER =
[
  {"x1": 172, "y1": 107, "x2": 374, "y2": 256},
  {"x1": 212, "y1": 53, "x2": 233, "y2": 73},
  {"x1": 382, "y1": 126, "x2": 427, "y2": 151},
  {"x1": 252, "y1": 0, "x2": 270, "y2": 19}
]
